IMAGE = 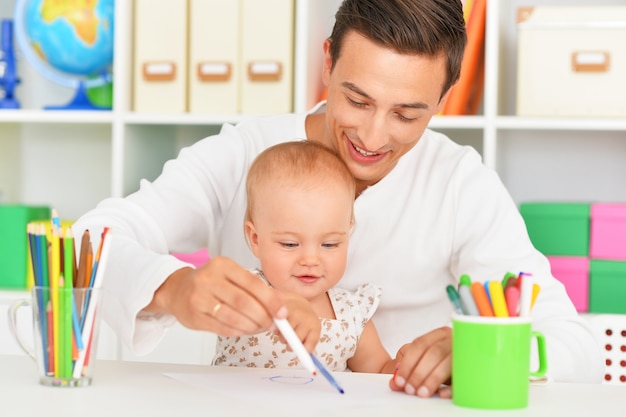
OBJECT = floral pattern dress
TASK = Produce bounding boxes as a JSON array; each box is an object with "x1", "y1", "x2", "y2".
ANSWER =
[{"x1": 211, "y1": 283, "x2": 381, "y2": 371}]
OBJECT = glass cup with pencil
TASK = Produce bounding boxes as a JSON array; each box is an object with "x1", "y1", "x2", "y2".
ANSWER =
[{"x1": 8, "y1": 217, "x2": 111, "y2": 387}]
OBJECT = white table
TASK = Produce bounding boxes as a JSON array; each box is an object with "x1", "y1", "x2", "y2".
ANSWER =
[{"x1": 2, "y1": 355, "x2": 625, "y2": 417}]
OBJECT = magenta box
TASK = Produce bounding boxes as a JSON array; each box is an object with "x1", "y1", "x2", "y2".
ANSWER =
[
  {"x1": 547, "y1": 256, "x2": 589, "y2": 312},
  {"x1": 590, "y1": 203, "x2": 626, "y2": 261}
]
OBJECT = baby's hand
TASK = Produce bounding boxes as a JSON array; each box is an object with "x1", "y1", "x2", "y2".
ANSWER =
[{"x1": 276, "y1": 292, "x2": 321, "y2": 353}]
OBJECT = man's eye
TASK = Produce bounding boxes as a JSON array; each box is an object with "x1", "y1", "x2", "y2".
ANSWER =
[
  {"x1": 346, "y1": 96, "x2": 366, "y2": 108},
  {"x1": 396, "y1": 113, "x2": 417, "y2": 123}
]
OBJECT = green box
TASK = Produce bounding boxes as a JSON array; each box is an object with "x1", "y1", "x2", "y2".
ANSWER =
[
  {"x1": 589, "y1": 260, "x2": 626, "y2": 314},
  {"x1": 0, "y1": 204, "x2": 50, "y2": 289},
  {"x1": 519, "y1": 202, "x2": 590, "y2": 256}
]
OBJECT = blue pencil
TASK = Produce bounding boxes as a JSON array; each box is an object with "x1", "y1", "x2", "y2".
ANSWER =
[{"x1": 311, "y1": 353, "x2": 345, "y2": 394}]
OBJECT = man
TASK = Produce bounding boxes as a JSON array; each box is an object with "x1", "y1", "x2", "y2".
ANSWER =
[{"x1": 74, "y1": 0, "x2": 603, "y2": 398}]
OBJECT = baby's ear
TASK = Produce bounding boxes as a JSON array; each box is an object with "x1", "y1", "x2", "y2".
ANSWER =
[{"x1": 244, "y1": 220, "x2": 261, "y2": 256}]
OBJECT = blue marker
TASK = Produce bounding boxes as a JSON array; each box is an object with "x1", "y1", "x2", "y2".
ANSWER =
[{"x1": 311, "y1": 354, "x2": 345, "y2": 394}]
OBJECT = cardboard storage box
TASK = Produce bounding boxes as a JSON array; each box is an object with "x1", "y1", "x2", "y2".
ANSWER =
[
  {"x1": 547, "y1": 256, "x2": 589, "y2": 312},
  {"x1": 589, "y1": 260, "x2": 626, "y2": 314},
  {"x1": 519, "y1": 202, "x2": 590, "y2": 256},
  {"x1": 590, "y1": 203, "x2": 626, "y2": 261},
  {"x1": 517, "y1": 6, "x2": 626, "y2": 117}
]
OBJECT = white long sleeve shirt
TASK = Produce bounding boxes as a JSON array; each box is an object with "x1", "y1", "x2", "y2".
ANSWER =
[{"x1": 73, "y1": 104, "x2": 604, "y2": 383}]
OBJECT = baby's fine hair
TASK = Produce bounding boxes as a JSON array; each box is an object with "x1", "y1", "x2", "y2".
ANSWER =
[{"x1": 245, "y1": 141, "x2": 355, "y2": 224}]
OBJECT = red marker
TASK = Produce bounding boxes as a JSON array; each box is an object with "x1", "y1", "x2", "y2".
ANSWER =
[{"x1": 505, "y1": 285, "x2": 520, "y2": 317}]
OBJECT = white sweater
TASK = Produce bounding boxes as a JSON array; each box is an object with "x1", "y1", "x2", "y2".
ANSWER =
[{"x1": 73, "y1": 105, "x2": 604, "y2": 383}]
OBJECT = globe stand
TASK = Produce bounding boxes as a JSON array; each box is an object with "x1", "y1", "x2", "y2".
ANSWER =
[
  {"x1": 0, "y1": 96, "x2": 20, "y2": 109},
  {"x1": 45, "y1": 80, "x2": 110, "y2": 111}
]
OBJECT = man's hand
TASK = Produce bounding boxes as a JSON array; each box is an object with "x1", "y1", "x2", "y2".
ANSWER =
[
  {"x1": 389, "y1": 327, "x2": 452, "y2": 398},
  {"x1": 144, "y1": 256, "x2": 287, "y2": 336}
]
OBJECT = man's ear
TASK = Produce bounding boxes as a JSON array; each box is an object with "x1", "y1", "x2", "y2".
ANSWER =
[
  {"x1": 244, "y1": 220, "x2": 261, "y2": 257},
  {"x1": 435, "y1": 87, "x2": 453, "y2": 114},
  {"x1": 322, "y1": 38, "x2": 333, "y2": 88}
]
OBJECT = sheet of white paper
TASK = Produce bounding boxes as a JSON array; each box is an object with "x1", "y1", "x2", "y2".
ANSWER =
[{"x1": 164, "y1": 367, "x2": 422, "y2": 410}]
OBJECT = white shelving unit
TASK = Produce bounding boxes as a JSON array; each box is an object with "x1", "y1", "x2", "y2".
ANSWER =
[{"x1": 1, "y1": 0, "x2": 624, "y2": 363}]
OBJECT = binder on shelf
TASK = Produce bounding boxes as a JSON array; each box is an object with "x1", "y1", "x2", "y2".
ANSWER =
[
  {"x1": 0, "y1": 205, "x2": 50, "y2": 289},
  {"x1": 239, "y1": 0, "x2": 294, "y2": 114},
  {"x1": 188, "y1": 0, "x2": 239, "y2": 114},
  {"x1": 442, "y1": 0, "x2": 486, "y2": 116},
  {"x1": 133, "y1": 0, "x2": 188, "y2": 113}
]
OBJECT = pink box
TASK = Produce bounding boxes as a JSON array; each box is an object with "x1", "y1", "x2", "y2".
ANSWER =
[
  {"x1": 547, "y1": 256, "x2": 590, "y2": 312},
  {"x1": 172, "y1": 249, "x2": 210, "y2": 268},
  {"x1": 590, "y1": 203, "x2": 626, "y2": 260}
]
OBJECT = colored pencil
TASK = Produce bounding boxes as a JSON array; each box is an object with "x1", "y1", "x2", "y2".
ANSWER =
[
  {"x1": 50, "y1": 225, "x2": 61, "y2": 377},
  {"x1": 73, "y1": 231, "x2": 111, "y2": 378}
]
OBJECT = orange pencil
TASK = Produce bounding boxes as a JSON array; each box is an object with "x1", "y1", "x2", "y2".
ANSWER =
[
  {"x1": 84, "y1": 246, "x2": 93, "y2": 290},
  {"x1": 471, "y1": 281, "x2": 494, "y2": 317},
  {"x1": 71, "y1": 330, "x2": 79, "y2": 361}
]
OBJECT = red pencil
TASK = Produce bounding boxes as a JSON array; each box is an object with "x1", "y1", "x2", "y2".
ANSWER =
[{"x1": 46, "y1": 300, "x2": 54, "y2": 375}]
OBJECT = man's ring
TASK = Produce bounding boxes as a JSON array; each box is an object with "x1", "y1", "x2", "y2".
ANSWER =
[{"x1": 212, "y1": 302, "x2": 222, "y2": 318}]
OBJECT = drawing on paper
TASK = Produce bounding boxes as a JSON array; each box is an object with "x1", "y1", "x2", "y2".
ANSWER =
[{"x1": 264, "y1": 375, "x2": 314, "y2": 385}]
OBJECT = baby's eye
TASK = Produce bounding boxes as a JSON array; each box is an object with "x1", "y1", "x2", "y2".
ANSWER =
[
  {"x1": 322, "y1": 243, "x2": 339, "y2": 248},
  {"x1": 280, "y1": 242, "x2": 298, "y2": 248}
]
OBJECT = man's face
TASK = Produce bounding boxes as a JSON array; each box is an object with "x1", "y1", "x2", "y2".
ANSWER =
[{"x1": 321, "y1": 31, "x2": 450, "y2": 193}]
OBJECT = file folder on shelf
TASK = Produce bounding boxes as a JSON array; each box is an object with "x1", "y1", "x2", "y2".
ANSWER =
[
  {"x1": 188, "y1": 0, "x2": 239, "y2": 114},
  {"x1": 240, "y1": 0, "x2": 294, "y2": 114},
  {"x1": 133, "y1": 0, "x2": 188, "y2": 113}
]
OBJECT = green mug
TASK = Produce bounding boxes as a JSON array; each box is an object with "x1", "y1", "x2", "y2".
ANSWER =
[{"x1": 452, "y1": 315, "x2": 548, "y2": 409}]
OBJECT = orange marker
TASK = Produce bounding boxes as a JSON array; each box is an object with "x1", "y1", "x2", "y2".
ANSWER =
[{"x1": 471, "y1": 282, "x2": 494, "y2": 317}]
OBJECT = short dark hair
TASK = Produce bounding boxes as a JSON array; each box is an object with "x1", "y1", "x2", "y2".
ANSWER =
[{"x1": 328, "y1": 0, "x2": 467, "y2": 100}]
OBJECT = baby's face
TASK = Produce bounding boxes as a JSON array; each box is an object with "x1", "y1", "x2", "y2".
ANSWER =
[{"x1": 246, "y1": 179, "x2": 353, "y2": 301}]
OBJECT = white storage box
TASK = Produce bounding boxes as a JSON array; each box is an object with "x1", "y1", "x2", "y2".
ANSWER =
[{"x1": 516, "y1": 6, "x2": 626, "y2": 117}]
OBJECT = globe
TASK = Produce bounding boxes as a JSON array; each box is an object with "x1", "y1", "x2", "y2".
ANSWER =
[{"x1": 14, "y1": 0, "x2": 114, "y2": 110}]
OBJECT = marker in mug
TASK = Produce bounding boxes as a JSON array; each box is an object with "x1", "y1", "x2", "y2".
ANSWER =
[
  {"x1": 273, "y1": 318, "x2": 317, "y2": 376},
  {"x1": 459, "y1": 284, "x2": 479, "y2": 316},
  {"x1": 519, "y1": 276, "x2": 534, "y2": 317},
  {"x1": 446, "y1": 285, "x2": 466, "y2": 315}
]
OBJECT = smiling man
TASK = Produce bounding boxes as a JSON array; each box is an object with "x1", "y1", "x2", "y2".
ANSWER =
[{"x1": 73, "y1": 0, "x2": 603, "y2": 400}]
